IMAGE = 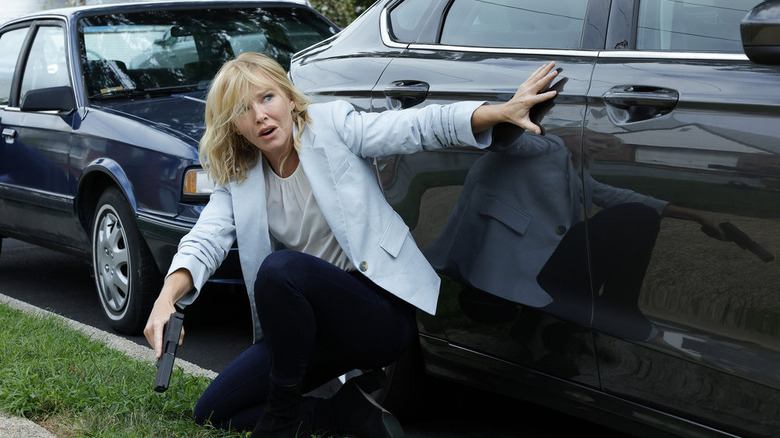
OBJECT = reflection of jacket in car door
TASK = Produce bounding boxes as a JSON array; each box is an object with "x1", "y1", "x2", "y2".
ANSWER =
[{"x1": 426, "y1": 131, "x2": 667, "y2": 308}]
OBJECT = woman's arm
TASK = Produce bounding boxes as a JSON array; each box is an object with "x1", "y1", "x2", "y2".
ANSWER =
[
  {"x1": 324, "y1": 62, "x2": 559, "y2": 158},
  {"x1": 143, "y1": 184, "x2": 237, "y2": 357},
  {"x1": 471, "y1": 62, "x2": 558, "y2": 135},
  {"x1": 662, "y1": 204, "x2": 728, "y2": 240}
]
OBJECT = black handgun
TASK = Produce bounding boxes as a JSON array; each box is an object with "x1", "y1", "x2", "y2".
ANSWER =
[
  {"x1": 154, "y1": 311, "x2": 184, "y2": 392},
  {"x1": 702, "y1": 222, "x2": 775, "y2": 263}
]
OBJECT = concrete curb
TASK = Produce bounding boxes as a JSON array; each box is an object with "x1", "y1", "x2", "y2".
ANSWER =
[
  {"x1": 0, "y1": 293, "x2": 219, "y2": 437},
  {"x1": 0, "y1": 411, "x2": 56, "y2": 438}
]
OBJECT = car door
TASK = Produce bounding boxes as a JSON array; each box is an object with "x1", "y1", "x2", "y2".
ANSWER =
[
  {"x1": 586, "y1": 1, "x2": 780, "y2": 435},
  {"x1": 0, "y1": 20, "x2": 82, "y2": 248},
  {"x1": 370, "y1": 0, "x2": 608, "y2": 388},
  {"x1": 0, "y1": 23, "x2": 31, "y2": 237},
  {"x1": 290, "y1": 0, "x2": 421, "y2": 112}
]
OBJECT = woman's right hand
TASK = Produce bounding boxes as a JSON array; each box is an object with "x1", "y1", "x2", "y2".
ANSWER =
[
  {"x1": 143, "y1": 268, "x2": 193, "y2": 358},
  {"x1": 144, "y1": 299, "x2": 181, "y2": 358},
  {"x1": 470, "y1": 62, "x2": 558, "y2": 135}
]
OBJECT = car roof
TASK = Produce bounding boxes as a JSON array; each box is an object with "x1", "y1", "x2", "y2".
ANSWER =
[{"x1": 2, "y1": 0, "x2": 313, "y2": 26}]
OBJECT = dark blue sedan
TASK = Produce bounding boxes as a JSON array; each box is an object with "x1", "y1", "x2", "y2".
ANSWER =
[{"x1": 0, "y1": 1, "x2": 337, "y2": 334}]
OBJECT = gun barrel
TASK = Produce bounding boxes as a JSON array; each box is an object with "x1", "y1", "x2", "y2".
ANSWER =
[
  {"x1": 154, "y1": 353, "x2": 176, "y2": 392},
  {"x1": 721, "y1": 222, "x2": 775, "y2": 263},
  {"x1": 153, "y1": 311, "x2": 184, "y2": 392}
]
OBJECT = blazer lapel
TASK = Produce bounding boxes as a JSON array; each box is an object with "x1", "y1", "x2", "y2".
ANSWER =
[
  {"x1": 298, "y1": 126, "x2": 354, "y2": 258},
  {"x1": 231, "y1": 164, "x2": 272, "y2": 286}
]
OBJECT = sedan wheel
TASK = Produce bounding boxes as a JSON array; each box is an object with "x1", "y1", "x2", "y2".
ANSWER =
[
  {"x1": 373, "y1": 339, "x2": 433, "y2": 420},
  {"x1": 94, "y1": 204, "x2": 131, "y2": 313},
  {"x1": 92, "y1": 187, "x2": 160, "y2": 334},
  {"x1": 340, "y1": 339, "x2": 433, "y2": 421}
]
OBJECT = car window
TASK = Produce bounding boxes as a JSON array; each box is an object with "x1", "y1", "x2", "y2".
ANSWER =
[
  {"x1": 79, "y1": 6, "x2": 336, "y2": 98},
  {"x1": 0, "y1": 27, "x2": 29, "y2": 106},
  {"x1": 440, "y1": 0, "x2": 588, "y2": 49},
  {"x1": 388, "y1": 0, "x2": 439, "y2": 43},
  {"x1": 19, "y1": 26, "x2": 70, "y2": 104},
  {"x1": 636, "y1": 0, "x2": 761, "y2": 52}
]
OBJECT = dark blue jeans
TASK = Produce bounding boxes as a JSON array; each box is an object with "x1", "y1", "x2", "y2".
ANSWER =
[{"x1": 194, "y1": 250, "x2": 417, "y2": 431}]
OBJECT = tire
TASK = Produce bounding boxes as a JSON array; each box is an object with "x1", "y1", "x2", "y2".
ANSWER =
[
  {"x1": 373, "y1": 338, "x2": 434, "y2": 421},
  {"x1": 92, "y1": 187, "x2": 160, "y2": 335}
]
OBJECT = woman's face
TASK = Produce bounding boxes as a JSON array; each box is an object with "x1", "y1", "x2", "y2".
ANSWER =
[{"x1": 233, "y1": 72, "x2": 296, "y2": 163}]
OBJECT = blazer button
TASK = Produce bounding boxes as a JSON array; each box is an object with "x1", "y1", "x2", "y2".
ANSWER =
[
  {"x1": 360, "y1": 261, "x2": 368, "y2": 272},
  {"x1": 556, "y1": 225, "x2": 567, "y2": 235}
]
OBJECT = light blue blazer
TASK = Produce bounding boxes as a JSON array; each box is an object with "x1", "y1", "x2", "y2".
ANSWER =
[{"x1": 168, "y1": 100, "x2": 490, "y2": 341}]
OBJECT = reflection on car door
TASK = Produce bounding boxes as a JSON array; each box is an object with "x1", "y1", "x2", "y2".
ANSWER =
[
  {"x1": 371, "y1": 0, "x2": 607, "y2": 388},
  {"x1": 0, "y1": 22, "x2": 82, "y2": 248},
  {"x1": 586, "y1": 0, "x2": 780, "y2": 435}
]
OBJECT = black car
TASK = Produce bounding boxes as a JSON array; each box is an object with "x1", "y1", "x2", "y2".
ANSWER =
[
  {"x1": 290, "y1": 1, "x2": 780, "y2": 436},
  {"x1": 0, "y1": 1, "x2": 337, "y2": 334}
]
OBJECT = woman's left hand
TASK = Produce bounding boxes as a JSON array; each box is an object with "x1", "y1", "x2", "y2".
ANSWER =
[{"x1": 471, "y1": 61, "x2": 559, "y2": 134}]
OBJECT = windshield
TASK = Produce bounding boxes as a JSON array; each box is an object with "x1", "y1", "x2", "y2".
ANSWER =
[{"x1": 78, "y1": 6, "x2": 336, "y2": 99}]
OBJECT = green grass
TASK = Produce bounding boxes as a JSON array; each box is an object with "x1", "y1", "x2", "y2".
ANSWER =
[{"x1": 0, "y1": 302, "x2": 248, "y2": 438}]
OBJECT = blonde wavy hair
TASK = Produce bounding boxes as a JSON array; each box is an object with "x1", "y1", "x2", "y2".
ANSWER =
[{"x1": 199, "y1": 52, "x2": 311, "y2": 185}]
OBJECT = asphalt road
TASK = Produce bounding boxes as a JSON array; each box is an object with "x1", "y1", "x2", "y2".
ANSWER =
[{"x1": 0, "y1": 238, "x2": 628, "y2": 437}]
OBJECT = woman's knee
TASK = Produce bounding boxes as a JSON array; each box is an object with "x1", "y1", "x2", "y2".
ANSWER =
[
  {"x1": 193, "y1": 396, "x2": 216, "y2": 425},
  {"x1": 192, "y1": 381, "x2": 228, "y2": 426},
  {"x1": 193, "y1": 342, "x2": 272, "y2": 428},
  {"x1": 254, "y1": 250, "x2": 301, "y2": 305}
]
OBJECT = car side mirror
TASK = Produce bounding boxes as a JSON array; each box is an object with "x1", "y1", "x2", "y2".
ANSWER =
[
  {"x1": 741, "y1": 0, "x2": 780, "y2": 65},
  {"x1": 20, "y1": 86, "x2": 76, "y2": 113}
]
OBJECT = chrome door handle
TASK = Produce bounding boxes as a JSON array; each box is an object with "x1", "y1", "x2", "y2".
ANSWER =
[
  {"x1": 603, "y1": 86, "x2": 679, "y2": 110},
  {"x1": 2, "y1": 128, "x2": 16, "y2": 144},
  {"x1": 384, "y1": 80, "x2": 429, "y2": 109},
  {"x1": 603, "y1": 86, "x2": 679, "y2": 123}
]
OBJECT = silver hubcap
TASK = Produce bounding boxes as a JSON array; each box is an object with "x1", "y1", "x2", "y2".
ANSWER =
[{"x1": 94, "y1": 208, "x2": 130, "y2": 314}]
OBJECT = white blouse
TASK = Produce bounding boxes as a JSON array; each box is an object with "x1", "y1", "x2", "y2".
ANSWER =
[{"x1": 263, "y1": 158, "x2": 355, "y2": 271}]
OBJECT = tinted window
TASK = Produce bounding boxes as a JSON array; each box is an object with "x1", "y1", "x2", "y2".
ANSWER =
[
  {"x1": 636, "y1": 0, "x2": 760, "y2": 52},
  {"x1": 0, "y1": 27, "x2": 28, "y2": 105},
  {"x1": 440, "y1": 0, "x2": 587, "y2": 49},
  {"x1": 78, "y1": 7, "x2": 336, "y2": 98},
  {"x1": 389, "y1": 0, "x2": 439, "y2": 43},
  {"x1": 20, "y1": 26, "x2": 70, "y2": 103}
]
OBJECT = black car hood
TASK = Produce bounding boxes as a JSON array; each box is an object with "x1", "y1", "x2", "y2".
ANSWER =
[{"x1": 95, "y1": 93, "x2": 207, "y2": 145}]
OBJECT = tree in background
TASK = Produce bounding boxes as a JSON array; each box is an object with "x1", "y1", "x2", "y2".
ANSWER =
[
  {"x1": 310, "y1": 0, "x2": 376, "y2": 28},
  {"x1": 45, "y1": 0, "x2": 85, "y2": 7}
]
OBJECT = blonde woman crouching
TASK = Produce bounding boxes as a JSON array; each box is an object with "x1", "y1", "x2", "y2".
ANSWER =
[{"x1": 144, "y1": 52, "x2": 557, "y2": 438}]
